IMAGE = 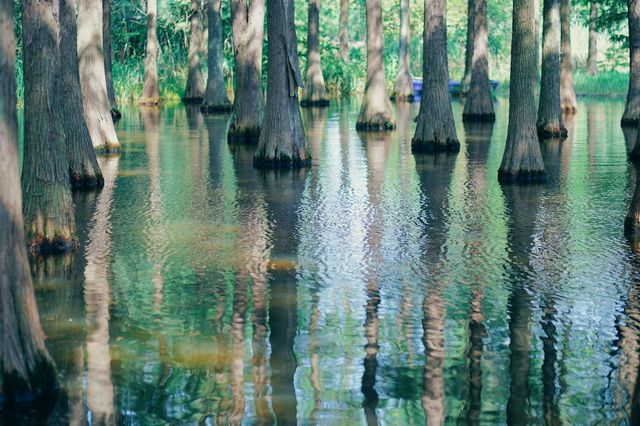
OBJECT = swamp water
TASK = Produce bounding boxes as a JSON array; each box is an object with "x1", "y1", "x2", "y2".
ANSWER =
[{"x1": 6, "y1": 98, "x2": 640, "y2": 424}]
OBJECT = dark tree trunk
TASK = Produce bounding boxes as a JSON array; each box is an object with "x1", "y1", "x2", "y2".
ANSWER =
[
  {"x1": 626, "y1": 169, "x2": 640, "y2": 235},
  {"x1": 412, "y1": 0, "x2": 458, "y2": 152},
  {"x1": 78, "y1": 0, "x2": 121, "y2": 152},
  {"x1": 391, "y1": 0, "x2": 414, "y2": 101},
  {"x1": 559, "y1": 0, "x2": 576, "y2": 114},
  {"x1": 498, "y1": 0, "x2": 546, "y2": 183},
  {"x1": 228, "y1": 0, "x2": 265, "y2": 142},
  {"x1": 301, "y1": 0, "x2": 329, "y2": 106},
  {"x1": 254, "y1": 0, "x2": 310, "y2": 167},
  {"x1": 184, "y1": 0, "x2": 205, "y2": 103},
  {"x1": 623, "y1": 0, "x2": 640, "y2": 127},
  {"x1": 536, "y1": 0, "x2": 566, "y2": 137},
  {"x1": 141, "y1": 0, "x2": 161, "y2": 105},
  {"x1": 339, "y1": 0, "x2": 349, "y2": 61},
  {"x1": 103, "y1": 0, "x2": 120, "y2": 120},
  {"x1": 201, "y1": 0, "x2": 231, "y2": 113},
  {"x1": 462, "y1": 0, "x2": 495, "y2": 122},
  {"x1": 60, "y1": 0, "x2": 104, "y2": 189},
  {"x1": 587, "y1": 1, "x2": 598, "y2": 75},
  {"x1": 201, "y1": 1, "x2": 208, "y2": 55},
  {"x1": 356, "y1": 0, "x2": 395, "y2": 131},
  {"x1": 461, "y1": 0, "x2": 474, "y2": 95},
  {"x1": 1, "y1": 0, "x2": 58, "y2": 404},
  {"x1": 22, "y1": 0, "x2": 79, "y2": 253}
]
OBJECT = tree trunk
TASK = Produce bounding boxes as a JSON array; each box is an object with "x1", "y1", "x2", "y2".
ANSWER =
[
  {"x1": 0, "y1": 0, "x2": 58, "y2": 404},
  {"x1": 202, "y1": 0, "x2": 231, "y2": 112},
  {"x1": 60, "y1": 0, "x2": 104, "y2": 189},
  {"x1": 78, "y1": 0, "x2": 121, "y2": 152},
  {"x1": 623, "y1": 0, "x2": 640, "y2": 127},
  {"x1": 536, "y1": 0, "x2": 566, "y2": 137},
  {"x1": 201, "y1": 1, "x2": 208, "y2": 55},
  {"x1": 22, "y1": 0, "x2": 79, "y2": 253},
  {"x1": 339, "y1": 0, "x2": 349, "y2": 61},
  {"x1": 391, "y1": 0, "x2": 414, "y2": 101},
  {"x1": 412, "y1": 0, "x2": 458, "y2": 152},
  {"x1": 103, "y1": 0, "x2": 120, "y2": 120},
  {"x1": 461, "y1": 0, "x2": 474, "y2": 95},
  {"x1": 356, "y1": 0, "x2": 395, "y2": 131},
  {"x1": 184, "y1": 0, "x2": 205, "y2": 103},
  {"x1": 254, "y1": 0, "x2": 310, "y2": 167},
  {"x1": 228, "y1": 0, "x2": 265, "y2": 142},
  {"x1": 587, "y1": 1, "x2": 598, "y2": 75},
  {"x1": 301, "y1": 0, "x2": 330, "y2": 106},
  {"x1": 629, "y1": 122, "x2": 640, "y2": 162},
  {"x1": 498, "y1": 0, "x2": 546, "y2": 183},
  {"x1": 462, "y1": 0, "x2": 495, "y2": 122},
  {"x1": 141, "y1": 0, "x2": 161, "y2": 105},
  {"x1": 559, "y1": 0, "x2": 576, "y2": 114}
]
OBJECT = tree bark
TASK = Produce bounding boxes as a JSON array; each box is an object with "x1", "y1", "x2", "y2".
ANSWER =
[
  {"x1": 22, "y1": 0, "x2": 79, "y2": 253},
  {"x1": 412, "y1": 0, "x2": 458, "y2": 152},
  {"x1": 141, "y1": 0, "x2": 161, "y2": 105},
  {"x1": 498, "y1": 0, "x2": 546, "y2": 183},
  {"x1": 559, "y1": 0, "x2": 576, "y2": 114},
  {"x1": 1, "y1": 0, "x2": 58, "y2": 404},
  {"x1": 536, "y1": 0, "x2": 566, "y2": 137},
  {"x1": 461, "y1": 0, "x2": 474, "y2": 95},
  {"x1": 103, "y1": 0, "x2": 121, "y2": 120},
  {"x1": 462, "y1": 0, "x2": 495, "y2": 122},
  {"x1": 60, "y1": 0, "x2": 105, "y2": 189},
  {"x1": 356, "y1": 0, "x2": 395, "y2": 131},
  {"x1": 587, "y1": 1, "x2": 598, "y2": 75},
  {"x1": 184, "y1": 0, "x2": 205, "y2": 103},
  {"x1": 339, "y1": 0, "x2": 349, "y2": 61},
  {"x1": 391, "y1": 0, "x2": 414, "y2": 101},
  {"x1": 202, "y1": 0, "x2": 231, "y2": 112},
  {"x1": 78, "y1": 0, "x2": 121, "y2": 151},
  {"x1": 301, "y1": 0, "x2": 330, "y2": 106},
  {"x1": 623, "y1": 0, "x2": 640, "y2": 127},
  {"x1": 254, "y1": 0, "x2": 310, "y2": 167},
  {"x1": 228, "y1": 0, "x2": 265, "y2": 142}
]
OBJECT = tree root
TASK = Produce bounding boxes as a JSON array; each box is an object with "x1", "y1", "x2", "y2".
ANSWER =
[
  {"x1": 537, "y1": 125, "x2": 568, "y2": 139},
  {"x1": 253, "y1": 155, "x2": 311, "y2": 169},
  {"x1": 26, "y1": 235, "x2": 79, "y2": 256},
  {"x1": 139, "y1": 97, "x2": 162, "y2": 107},
  {"x1": 462, "y1": 112, "x2": 496, "y2": 123},
  {"x1": 181, "y1": 96, "x2": 204, "y2": 105},
  {"x1": 411, "y1": 138, "x2": 460, "y2": 154},
  {"x1": 497, "y1": 168, "x2": 547, "y2": 184},
  {"x1": 201, "y1": 103, "x2": 233, "y2": 114},
  {"x1": 227, "y1": 124, "x2": 261, "y2": 144}
]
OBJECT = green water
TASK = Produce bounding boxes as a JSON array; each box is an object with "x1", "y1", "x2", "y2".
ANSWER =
[{"x1": 13, "y1": 99, "x2": 640, "y2": 424}]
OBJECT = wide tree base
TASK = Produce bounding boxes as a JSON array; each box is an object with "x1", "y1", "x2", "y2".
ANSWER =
[
  {"x1": 462, "y1": 112, "x2": 496, "y2": 123},
  {"x1": 497, "y1": 168, "x2": 547, "y2": 184},
  {"x1": 355, "y1": 116, "x2": 396, "y2": 132},
  {"x1": 624, "y1": 216, "x2": 640, "y2": 237},
  {"x1": 70, "y1": 174, "x2": 105, "y2": 191},
  {"x1": 201, "y1": 103, "x2": 233, "y2": 114},
  {"x1": 95, "y1": 142, "x2": 121, "y2": 155},
  {"x1": 630, "y1": 146, "x2": 640, "y2": 163},
  {"x1": 253, "y1": 155, "x2": 311, "y2": 169},
  {"x1": 537, "y1": 124, "x2": 568, "y2": 139},
  {"x1": 182, "y1": 96, "x2": 204, "y2": 105},
  {"x1": 228, "y1": 124, "x2": 261, "y2": 144},
  {"x1": 300, "y1": 99, "x2": 330, "y2": 107},
  {"x1": 110, "y1": 108, "x2": 122, "y2": 122},
  {"x1": 26, "y1": 234, "x2": 78, "y2": 256},
  {"x1": 411, "y1": 138, "x2": 460, "y2": 154},
  {"x1": 561, "y1": 105, "x2": 577, "y2": 115},
  {"x1": 621, "y1": 117, "x2": 640, "y2": 128},
  {"x1": 139, "y1": 98, "x2": 162, "y2": 107},
  {"x1": 2, "y1": 357, "x2": 58, "y2": 405}
]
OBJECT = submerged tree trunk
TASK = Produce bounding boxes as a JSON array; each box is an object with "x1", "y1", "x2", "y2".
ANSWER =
[
  {"x1": 462, "y1": 0, "x2": 495, "y2": 122},
  {"x1": 339, "y1": 0, "x2": 349, "y2": 61},
  {"x1": 536, "y1": 0, "x2": 566, "y2": 137},
  {"x1": 412, "y1": 0, "x2": 459, "y2": 152},
  {"x1": 391, "y1": 0, "x2": 414, "y2": 101},
  {"x1": 22, "y1": 0, "x2": 79, "y2": 253},
  {"x1": 103, "y1": 0, "x2": 120, "y2": 120},
  {"x1": 184, "y1": 0, "x2": 205, "y2": 103},
  {"x1": 228, "y1": 0, "x2": 265, "y2": 142},
  {"x1": 60, "y1": 0, "x2": 104, "y2": 189},
  {"x1": 356, "y1": 0, "x2": 395, "y2": 130},
  {"x1": 301, "y1": 0, "x2": 329, "y2": 106},
  {"x1": 141, "y1": 0, "x2": 161, "y2": 105},
  {"x1": 78, "y1": 0, "x2": 121, "y2": 152},
  {"x1": 587, "y1": 1, "x2": 598, "y2": 75},
  {"x1": 202, "y1": 0, "x2": 231, "y2": 112},
  {"x1": 559, "y1": 0, "x2": 576, "y2": 114},
  {"x1": 254, "y1": 0, "x2": 309, "y2": 167},
  {"x1": 461, "y1": 0, "x2": 474, "y2": 95},
  {"x1": 1, "y1": 0, "x2": 58, "y2": 403},
  {"x1": 498, "y1": 0, "x2": 546, "y2": 183},
  {"x1": 623, "y1": 0, "x2": 640, "y2": 127}
]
